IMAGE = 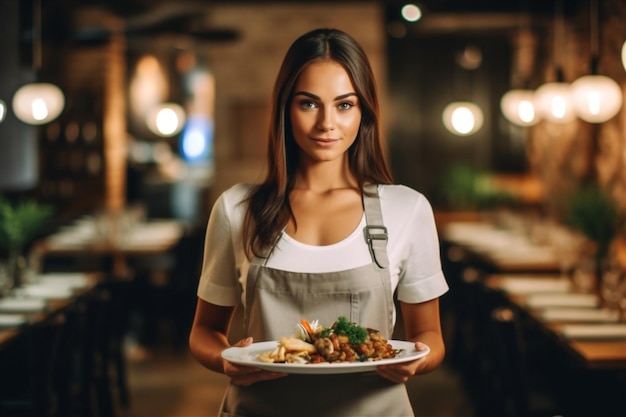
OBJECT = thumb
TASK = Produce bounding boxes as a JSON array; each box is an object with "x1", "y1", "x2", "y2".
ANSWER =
[
  {"x1": 234, "y1": 336, "x2": 253, "y2": 347},
  {"x1": 414, "y1": 341, "x2": 428, "y2": 351}
]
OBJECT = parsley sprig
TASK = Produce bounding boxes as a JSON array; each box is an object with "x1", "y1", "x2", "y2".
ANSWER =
[{"x1": 319, "y1": 316, "x2": 368, "y2": 344}]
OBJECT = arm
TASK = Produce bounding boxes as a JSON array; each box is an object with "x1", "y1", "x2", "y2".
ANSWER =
[
  {"x1": 189, "y1": 298, "x2": 288, "y2": 385},
  {"x1": 188, "y1": 298, "x2": 236, "y2": 373},
  {"x1": 376, "y1": 298, "x2": 445, "y2": 383}
]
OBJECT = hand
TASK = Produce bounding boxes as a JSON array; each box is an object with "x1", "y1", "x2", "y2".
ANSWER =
[
  {"x1": 223, "y1": 337, "x2": 288, "y2": 386},
  {"x1": 375, "y1": 341, "x2": 430, "y2": 384}
]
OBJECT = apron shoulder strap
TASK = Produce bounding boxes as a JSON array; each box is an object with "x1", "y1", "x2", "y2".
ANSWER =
[{"x1": 362, "y1": 184, "x2": 389, "y2": 269}]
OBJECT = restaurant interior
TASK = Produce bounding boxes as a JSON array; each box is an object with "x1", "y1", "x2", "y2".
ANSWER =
[{"x1": 1, "y1": 0, "x2": 626, "y2": 416}]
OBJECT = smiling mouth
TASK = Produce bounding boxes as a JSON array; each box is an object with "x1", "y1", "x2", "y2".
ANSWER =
[{"x1": 311, "y1": 137, "x2": 339, "y2": 144}]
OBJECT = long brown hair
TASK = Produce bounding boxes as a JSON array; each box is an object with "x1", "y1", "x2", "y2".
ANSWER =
[{"x1": 243, "y1": 28, "x2": 393, "y2": 259}]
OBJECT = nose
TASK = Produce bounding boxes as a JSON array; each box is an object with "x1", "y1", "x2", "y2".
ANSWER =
[{"x1": 316, "y1": 107, "x2": 335, "y2": 131}]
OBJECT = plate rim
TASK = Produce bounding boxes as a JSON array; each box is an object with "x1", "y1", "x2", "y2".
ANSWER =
[{"x1": 221, "y1": 339, "x2": 429, "y2": 374}]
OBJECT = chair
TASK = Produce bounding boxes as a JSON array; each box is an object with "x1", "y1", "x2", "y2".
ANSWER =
[
  {"x1": 0, "y1": 313, "x2": 64, "y2": 417},
  {"x1": 487, "y1": 305, "x2": 564, "y2": 417},
  {"x1": 49, "y1": 280, "x2": 131, "y2": 417}
]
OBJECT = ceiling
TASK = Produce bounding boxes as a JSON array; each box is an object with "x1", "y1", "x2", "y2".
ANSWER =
[
  {"x1": 34, "y1": 0, "x2": 587, "y2": 47},
  {"x1": 51, "y1": 0, "x2": 585, "y2": 18}
]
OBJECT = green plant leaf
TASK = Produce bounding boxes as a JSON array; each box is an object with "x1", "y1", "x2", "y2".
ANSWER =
[{"x1": 0, "y1": 197, "x2": 53, "y2": 251}]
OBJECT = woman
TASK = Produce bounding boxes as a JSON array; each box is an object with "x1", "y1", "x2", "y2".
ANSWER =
[{"x1": 189, "y1": 28, "x2": 448, "y2": 417}]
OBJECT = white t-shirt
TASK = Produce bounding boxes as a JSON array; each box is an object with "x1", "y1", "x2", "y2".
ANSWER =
[{"x1": 197, "y1": 183, "x2": 448, "y2": 308}]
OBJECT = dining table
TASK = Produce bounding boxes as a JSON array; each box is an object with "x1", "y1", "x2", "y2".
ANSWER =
[
  {"x1": 0, "y1": 272, "x2": 101, "y2": 350},
  {"x1": 485, "y1": 274, "x2": 626, "y2": 370},
  {"x1": 441, "y1": 220, "x2": 562, "y2": 273},
  {"x1": 439, "y1": 216, "x2": 626, "y2": 416},
  {"x1": 34, "y1": 215, "x2": 185, "y2": 278}
]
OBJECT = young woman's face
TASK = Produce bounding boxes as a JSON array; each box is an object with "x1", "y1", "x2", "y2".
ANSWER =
[{"x1": 289, "y1": 60, "x2": 361, "y2": 165}]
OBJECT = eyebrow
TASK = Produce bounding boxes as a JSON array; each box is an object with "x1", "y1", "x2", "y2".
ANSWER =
[{"x1": 293, "y1": 91, "x2": 357, "y2": 101}]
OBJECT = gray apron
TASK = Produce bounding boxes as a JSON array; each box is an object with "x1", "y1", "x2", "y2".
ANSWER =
[{"x1": 219, "y1": 185, "x2": 414, "y2": 417}]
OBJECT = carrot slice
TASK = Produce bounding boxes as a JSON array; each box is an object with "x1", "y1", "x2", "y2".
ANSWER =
[{"x1": 300, "y1": 319, "x2": 315, "y2": 338}]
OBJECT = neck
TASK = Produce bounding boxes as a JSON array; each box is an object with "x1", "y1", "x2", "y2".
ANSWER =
[{"x1": 294, "y1": 158, "x2": 357, "y2": 192}]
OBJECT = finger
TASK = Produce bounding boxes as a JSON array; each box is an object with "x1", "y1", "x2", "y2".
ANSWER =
[
  {"x1": 232, "y1": 371, "x2": 288, "y2": 386},
  {"x1": 233, "y1": 336, "x2": 254, "y2": 347},
  {"x1": 415, "y1": 341, "x2": 428, "y2": 351},
  {"x1": 376, "y1": 367, "x2": 409, "y2": 384}
]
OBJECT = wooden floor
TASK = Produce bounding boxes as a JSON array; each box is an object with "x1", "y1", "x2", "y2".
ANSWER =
[{"x1": 115, "y1": 345, "x2": 474, "y2": 417}]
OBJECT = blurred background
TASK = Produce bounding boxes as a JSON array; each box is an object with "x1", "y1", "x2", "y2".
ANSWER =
[{"x1": 1, "y1": 1, "x2": 626, "y2": 416}]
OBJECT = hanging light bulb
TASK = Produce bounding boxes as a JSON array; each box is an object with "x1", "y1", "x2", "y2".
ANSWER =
[
  {"x1": 442, "y1": 101, "x2": 484, "y2": 136},
  {"x1": 622, "y1": 40, "x2": 626, "y2": 72},
  {"x1": 572, "y1": 75, "x2": 622, "y2": 123},
  {"x1": 535, "y1": 80, "x2": 576, "y2": 123},
  {"x1": 500, "y1": 89, "x2": 539, "y2": 126},
  {"x1": 0, "y1": 100, "x2": 6, "y2": 123},
  {"x1": 145, "y1": 49, "x2": 187, "y2": 137},
  {"x1": 12, "y1": 83, "x2": 65, "y2": 125},
  {"x1": 570, "y1": 0, "x2": 622, "y2": 123},
  {"x1": 146, "y1": 102, "x2": 186, "y2": 137},
  {"x1": 11, "y1": 0, "x2": 64, "y2": 125},
  {"x1": 534, "y1": 0, "x2": 576, "y2": 124}
]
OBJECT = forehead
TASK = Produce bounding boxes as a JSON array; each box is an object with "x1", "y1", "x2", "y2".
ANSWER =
[{"x1": 294, "y1": 60, "x2": 355, "y2": 92}]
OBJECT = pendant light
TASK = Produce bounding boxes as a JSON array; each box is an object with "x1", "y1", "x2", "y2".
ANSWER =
[
  {"x1": 442, "y1": 101, "x2": 484, "y2": 136},
  {"x1": 571, "y1": 0, "x2": 622, "y2": 123},
  {"x1": 442, "y1": 45, "x2": 484, "y2": 136},
  {"x1": 500, "y1": 31, "x2": 540, "y2": 126},
  {"x1": 500, "y1": 6, "x2": 540, "y2": 127},
  {"x1": 12, "y1": 0, "x2": 64, "y2": 125},
  {"x1": 145, "y1": 49, "x2": 186, "y2": 137},
  {"x1": 534, "y1": 0, "x2": 576, "y2": 124},
  {"x1": 621, "y1": 40, "x2": 626, "y2": 72},
  {"x1": 500, "y1": 89, "x2": 539, "y2": 126},
  {"x1": 146, "y1": 102, "x2": 186, "y2": 137}
]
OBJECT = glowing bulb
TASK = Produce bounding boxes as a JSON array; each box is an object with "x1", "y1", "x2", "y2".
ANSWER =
[
  {"x1": 155, "y1": 108, "x2": 180, "y2": 135},
  {"x1": 571, "y1": 75, "x2": 623, "y2": 123},
  {"x1": 401, "y1": 4, "x2": 422, "y2": 22},
  {"x1": 451, "y1": 107, "x2": 474, "y2": 134},
  {"x1": 12, "y1": 83, "x2": 65, "y2": 125},
  {"x1": 146, "y1": 103, "x2": 186, "y2": 137},
  {"x1": 551, "y1": 95, "x2": 567, "y2": 119},
  {"x1": 534, "y1": 82, "x2": 576, "y2": 123},
  {"x1": 442, "y1": 102, "x2": 483, "y2": 136},
  {"x1": 500, "y1": 89, "x2": 539, "y2": 126},
  {"x1": 518, "y1": 101, "x2": 536, "y2": 123},
  {"x1": 32, "y1": 98, "x2": 49, "y2": 121}
]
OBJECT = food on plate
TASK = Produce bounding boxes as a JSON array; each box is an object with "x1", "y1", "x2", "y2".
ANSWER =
[{"x1": 256, "y1": 317, "x2": 400, "y2": 364}]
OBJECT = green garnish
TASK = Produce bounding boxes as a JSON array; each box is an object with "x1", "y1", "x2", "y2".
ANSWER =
[{"x1": 320, "y1": 316, "x2": 368, "y2": 344}]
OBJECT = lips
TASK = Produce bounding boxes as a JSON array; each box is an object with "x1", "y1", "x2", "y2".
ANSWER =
[{"x1": 310, "y1": 137, "x2": 339, "y2": 146}]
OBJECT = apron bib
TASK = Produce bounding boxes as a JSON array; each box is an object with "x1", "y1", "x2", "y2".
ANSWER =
[{"x1": 219, "y1": 185, "x2": 414, "y2": 417}]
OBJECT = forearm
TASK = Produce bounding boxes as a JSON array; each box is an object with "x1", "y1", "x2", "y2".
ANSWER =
[
  {"x1": 401, "y1": 299, "x2": 446, "y2": 374},
  {"x1": 188, "y1": 299, "x2": 236, "y2": 374},
  {"x1": 406, "y1": 329, "x2": 445, "y2": 374},
  {"x1": 189, "y1": 326, "x2": 231, "y2": 374}
]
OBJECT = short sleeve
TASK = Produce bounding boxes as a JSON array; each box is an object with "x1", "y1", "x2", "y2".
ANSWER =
[
  {"x1": 384, "y1": 186, "x2": 448, "y2": 303},
  {"x1": 196, "y1": 187, "x2": 247, "y2": 306}
]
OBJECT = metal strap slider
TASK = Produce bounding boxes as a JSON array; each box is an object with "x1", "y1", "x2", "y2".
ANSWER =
[{"x1": 364, "y1": 225, "x2": 388, "y2": 242}]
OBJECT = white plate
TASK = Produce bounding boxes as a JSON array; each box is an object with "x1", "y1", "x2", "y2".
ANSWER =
[
  {"x1": 221, "y1": 340, "x2": 429, "y2": 375},
  {"x1": 0, "y1": 298, "x2": 46, "y2": 313},
  {"x1": 0, "y1": 314, "x2": 27, "y2": 327}
]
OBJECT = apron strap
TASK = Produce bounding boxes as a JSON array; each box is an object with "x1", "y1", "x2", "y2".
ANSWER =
[{"x1": 362, "y1": 184, "x2": 389, "y2": 269}]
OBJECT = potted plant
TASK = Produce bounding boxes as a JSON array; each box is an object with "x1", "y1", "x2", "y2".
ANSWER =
[
  {"x1": 0, "y1": 197, "x2": 52, "y2": 288},
  {"x1": 563, "y1": 183, "x2": 621, "y2": 295}
]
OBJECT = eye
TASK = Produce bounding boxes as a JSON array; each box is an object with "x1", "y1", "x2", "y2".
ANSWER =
[
  {"x1": 299, "y1": 100, "x2": 317, "y2": 110},
  {"x1": 338, "y1": 101, "x2": 355, "y2": 111}
]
